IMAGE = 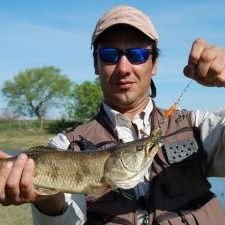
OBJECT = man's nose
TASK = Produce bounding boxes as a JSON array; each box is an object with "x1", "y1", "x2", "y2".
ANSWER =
[{"x1": 115, "y1": 55, "x2": 132, "y2": 76}]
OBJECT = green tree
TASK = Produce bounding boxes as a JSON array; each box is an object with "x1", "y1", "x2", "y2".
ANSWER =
[
  {"x1": 68, "y1": 78, "x2": 103, "y2": 122},
  {"x1": 2, "y1": 66, "x2": 72, "y2": 127}
]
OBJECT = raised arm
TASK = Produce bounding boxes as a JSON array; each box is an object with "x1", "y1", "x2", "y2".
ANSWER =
[{"x1": 183, "y1": 38, "x2": 225, "y2": 87}]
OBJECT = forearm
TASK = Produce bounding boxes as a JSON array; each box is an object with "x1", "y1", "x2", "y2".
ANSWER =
[
  {"x1": 192, "y1": 110, "x2": 225, "y2": 176},
  {"x1": 32, "y1": 193, "x2": 87, "y2": 225},
  {"x1": 34, "y1": 193, "x2": 66, "y2": 216}
]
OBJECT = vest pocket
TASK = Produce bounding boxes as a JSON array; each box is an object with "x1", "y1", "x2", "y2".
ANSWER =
[
  {"x1": 158, "y1": 157, "x2": 210, "y2": 198},
  {"x1": 151, "y1": 160, "x2": 211, "y2": 210}
]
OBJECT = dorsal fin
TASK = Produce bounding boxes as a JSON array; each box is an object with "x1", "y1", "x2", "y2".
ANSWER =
[{"x1": 23, "y1": 146, "x2": 65, "y2": 157}]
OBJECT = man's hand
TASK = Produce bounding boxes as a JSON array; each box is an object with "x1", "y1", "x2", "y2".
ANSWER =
[
  {"x1": 0, "y1": 152, "x2": 44, "y2": 206},
  {"x1": 183, "y1": 38, "x2": 225, "y2": 87},
  {"x1": 0, "y1": 151, "x2": 66, "y2": 215}
]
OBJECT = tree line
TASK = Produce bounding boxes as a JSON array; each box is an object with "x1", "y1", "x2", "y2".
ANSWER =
[{"x1": 1, "y1": 66, "x2": 103, "y2": 127}]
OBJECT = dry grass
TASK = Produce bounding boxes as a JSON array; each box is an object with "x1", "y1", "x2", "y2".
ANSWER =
[
  {"x1": 0, "y1": 129, "x2": 53, "y2": 151},
  {"x1": 0, "y1": 129, "x2": 52, "y2": 224},
  {"x1": 0, "y1": 204, "x2": 32, "y2": 225}
]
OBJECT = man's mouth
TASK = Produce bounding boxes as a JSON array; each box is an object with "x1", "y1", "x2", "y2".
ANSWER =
[{"x1": 115, "y1": 80, "x2": 135, "y2": 89}]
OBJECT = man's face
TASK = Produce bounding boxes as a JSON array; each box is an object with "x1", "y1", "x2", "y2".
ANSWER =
[{"x1": 95, "y1": 27, "x2": 157, "y2": 112}]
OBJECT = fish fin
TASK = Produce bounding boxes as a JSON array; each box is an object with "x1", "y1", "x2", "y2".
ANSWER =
[
  {"x1": 35, "y1": 186, "x2": 59, "y2": 195},
  {"x1": 87, "y1": 185, "x2": 112, "y2": 200},
  {"x1": 25, "y1": 145, "x2": 48, "y2": 152},
  {"x1": 25, "y1": 145, "x2": 63, "y2": 153}
]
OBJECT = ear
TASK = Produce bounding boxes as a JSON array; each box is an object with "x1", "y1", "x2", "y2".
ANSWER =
[
  {"x1": 150, "y1": 80, "x2": 156, "y2": 98},
  {"x1": 151, "y1": 61, "x2": 157, "y2": 76},
  {"x1": 94, "y1": 51, "x2": 99, "y2": 75}
]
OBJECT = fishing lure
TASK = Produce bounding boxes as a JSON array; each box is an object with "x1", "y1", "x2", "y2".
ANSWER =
[{"x1": 165, "y1": 80, "x2": 193, "y2": 118}]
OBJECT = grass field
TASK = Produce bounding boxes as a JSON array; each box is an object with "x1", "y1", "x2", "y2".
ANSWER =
[
  {"x1": 0, "y1": 204, "x2": 32, "y2": 225},
  {"x1": 0, "y1": 119, "x2": 78, "y2": 151},
  {"x1": 0, "y1": 129, "x2": 53, "y2": 151},
  {"x1": 0, "y1": 121, "x2": 55, "y2": 224}
]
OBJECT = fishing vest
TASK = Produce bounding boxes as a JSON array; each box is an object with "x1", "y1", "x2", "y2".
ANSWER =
[{"x1": 64, "y1": 106, "x2": 225, "y2": 225}]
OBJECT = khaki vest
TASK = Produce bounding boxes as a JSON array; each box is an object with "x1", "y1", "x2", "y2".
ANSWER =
[{"x1": 64, "y1": 106, "x2": 225, "y2": 225}]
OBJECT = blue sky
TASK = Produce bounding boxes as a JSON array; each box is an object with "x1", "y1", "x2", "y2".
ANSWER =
[{"x1": 0, "y1": 0, "x2": 225, "y2": 116}]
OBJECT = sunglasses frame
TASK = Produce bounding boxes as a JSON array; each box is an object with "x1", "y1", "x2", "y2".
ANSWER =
[{"x1": 98, "y1": 47, "x2": 153, "y2": 64}]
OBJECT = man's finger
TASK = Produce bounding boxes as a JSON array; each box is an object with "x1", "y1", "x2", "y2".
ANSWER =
[
  {"x1": 188, "y1": 38, "x2": 208, "y2": 66},
  {"x1": 0, "y1": 151, "x2": 11, "y2": 159},
  {"x1": 0, "y1": 161, "x2": 13, "y2": 203},
  {"x1": 208, "y1": 54, "x2": 225, "y2": 77},
  {"x1": 183, "y1": 65, "x2": 196, "y2": 78},
  {"x1": 196, "y1": 46, "x2": 220, "y2": 78},
  {"x1": 6, "y1": 154, "x2": 28, "y2": 202},
  {"x1": 20, "y1": 158, "x2": 36, "y2": 202}
]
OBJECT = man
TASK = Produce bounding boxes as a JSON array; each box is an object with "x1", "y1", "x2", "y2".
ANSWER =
[{"x1": 1, "y1": 5, "x2": 225, "y2": 225}]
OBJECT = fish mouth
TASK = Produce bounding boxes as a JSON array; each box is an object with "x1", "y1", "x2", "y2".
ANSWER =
[
  {"x1": 113, "y1": 145, "x2": 160, "y2": 189},
  {"x1": 112, "y1": 160, "x2": 152, "y2": 189}
]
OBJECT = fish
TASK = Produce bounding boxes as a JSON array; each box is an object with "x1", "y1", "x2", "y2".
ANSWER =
[{"x1": 0, "y1": 128, "x2": 161, "y2": 198}]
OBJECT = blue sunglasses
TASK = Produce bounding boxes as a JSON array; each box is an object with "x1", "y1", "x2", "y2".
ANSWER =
[{"x1": 98, "y1": 47, "x2": 153, "y2": 64}]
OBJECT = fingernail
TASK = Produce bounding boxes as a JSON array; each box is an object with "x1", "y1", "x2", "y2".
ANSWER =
[
  {"x1": 6, "y1": 161, "x2": 13, "y2": 169},
  {"x1": 27, "y1": 158, "x2": 34, "y2": 165},
  {"x1": 18, "y1": 153, "x2": 27, "y2": 160}
]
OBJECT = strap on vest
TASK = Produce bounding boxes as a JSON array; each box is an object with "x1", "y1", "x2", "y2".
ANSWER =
[{"x1": 70, "y1": 136, "x2": 117, "y2": 151}]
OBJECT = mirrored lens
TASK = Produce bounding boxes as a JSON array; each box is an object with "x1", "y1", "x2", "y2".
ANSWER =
[
  {"x1": 98, "y1": 48, "x2": 152, "y2": 64},
  {"x1": 127, "y1": 48, "x2": 150, "y2": 64},
  {"x1": 99, "y1": 48, "x2": 120, "y2": 63}
]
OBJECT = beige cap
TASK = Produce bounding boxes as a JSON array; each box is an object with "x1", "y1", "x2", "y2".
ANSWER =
[{"x1": 92, "y1": 5, "x2": 159, "y2": 45}]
